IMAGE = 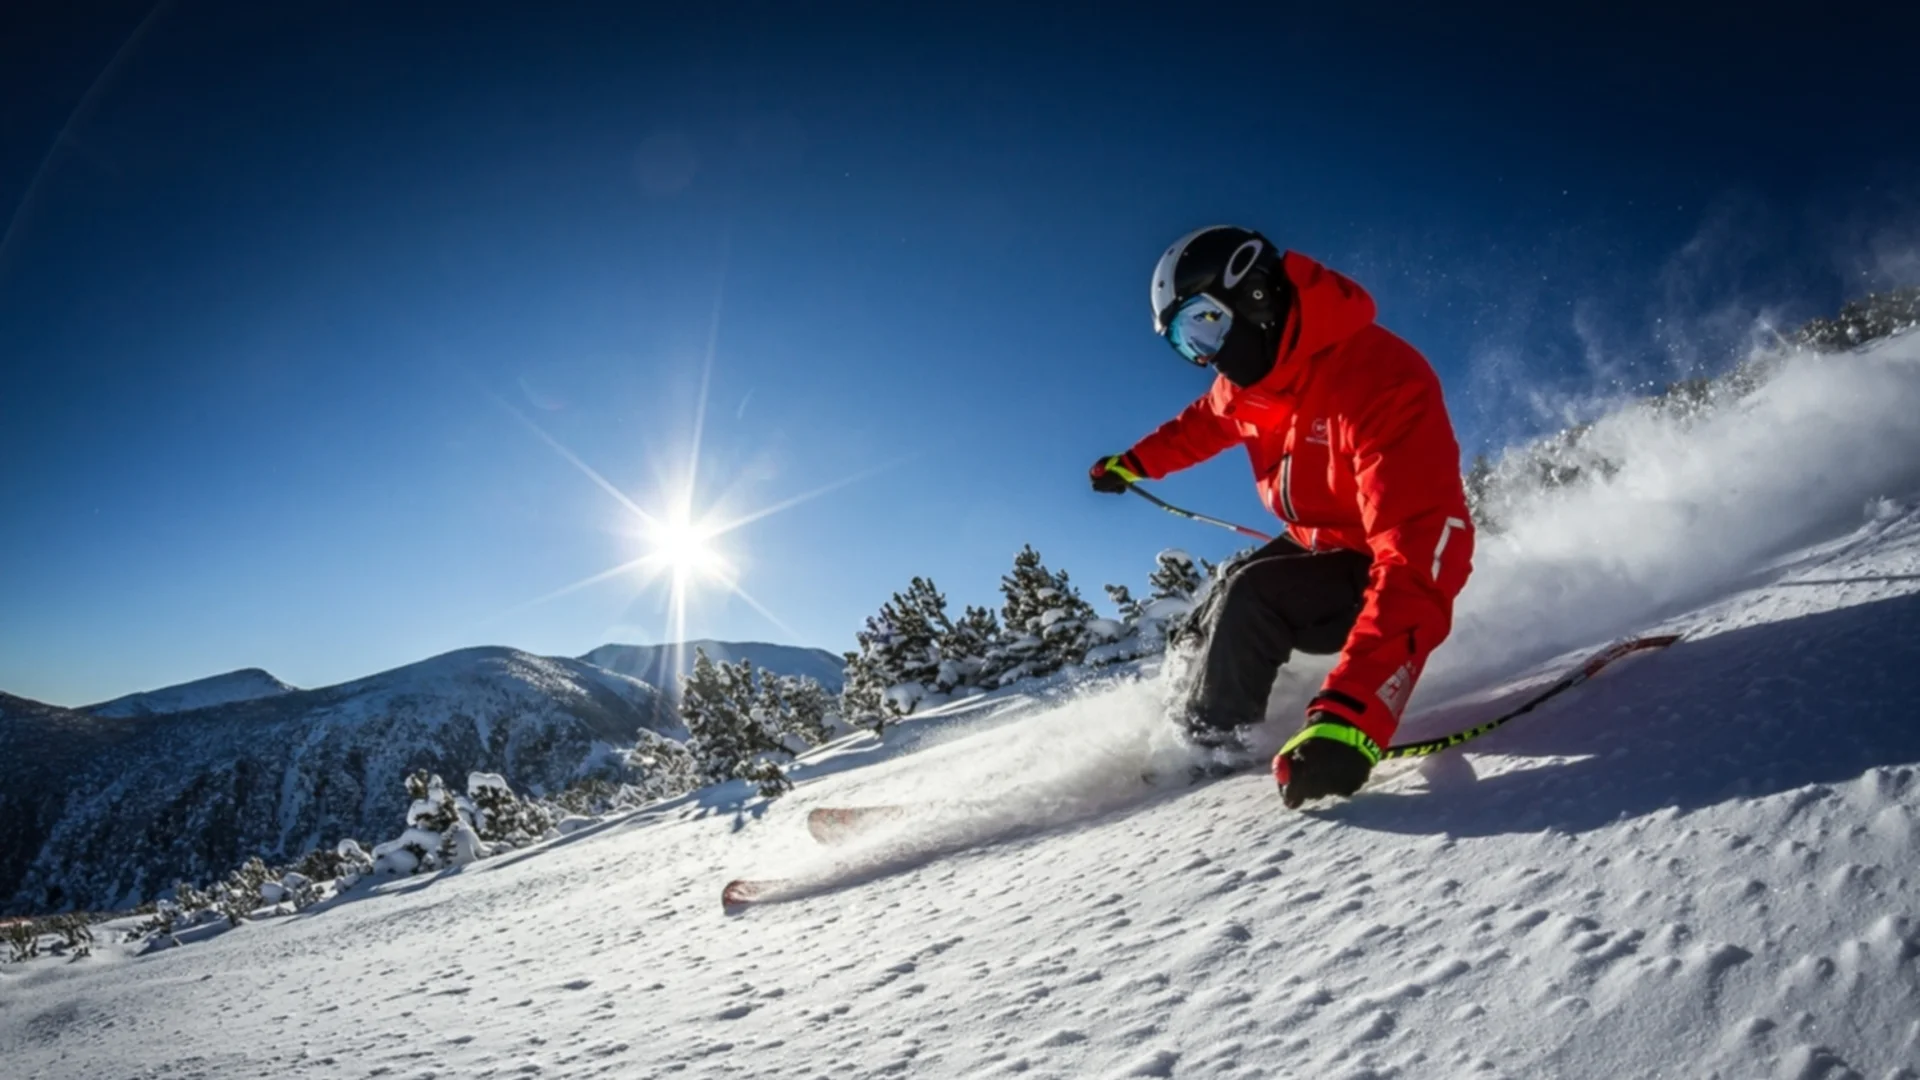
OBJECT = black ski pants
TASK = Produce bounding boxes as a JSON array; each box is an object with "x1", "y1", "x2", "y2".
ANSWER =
[{"x1": 1180, "y1": 538, "x2": 1373, "y2": 734}]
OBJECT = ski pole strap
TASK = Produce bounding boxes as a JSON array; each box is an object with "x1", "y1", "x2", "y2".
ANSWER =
[
  {"x1": 1278, "y1": 721, "x2": 1384, "y2": 766},
  {"x1": 1103, "y1": 454, "x2": 1144, "y2": 485}
]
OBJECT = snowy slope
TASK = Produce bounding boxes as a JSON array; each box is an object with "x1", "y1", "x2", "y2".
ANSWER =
[
  {"x1": 82, "y1": 667, "x2": 297, "y2": 718},
  {"x1": 4, "y1": 338, "x2": 1920, "y2": 1078},
  {"x1": 582, "y1": 639, "x2": 846, "y2": 694}
]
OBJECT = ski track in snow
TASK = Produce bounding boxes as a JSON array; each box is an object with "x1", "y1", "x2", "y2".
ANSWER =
[{"x1": 6, "y1": 341, "x2": 1920, "y2": 1078}]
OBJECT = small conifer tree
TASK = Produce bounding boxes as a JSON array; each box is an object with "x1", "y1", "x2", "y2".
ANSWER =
[
  {"x1": 627, "y1": 730, "x2": 699, "y2": 802},
  {"x1": 5, "y1": 921, "x2": 39, "y2": 962},
  {"x1": 936, "y1": 603, "x2": 1003, "y2": 690},
  {"x1": 997, "y1": 545, "x2": 1099, "y2": 675},
  {"x1": 1145, "y1": 549, "x2": 1205, "y2": 605},
  {"x1": 682, "y1": 650, "x2": 752, "y2": 782},
  {"x1": 680, "y1": 649, "x2": 796, "y2": 794},
  {"x1": 52, "y1": 915, "x2": 94, "y2": 958},
  {"x1": 217, "y1": 857, "x2": 272, "y2": 925},
  {"x1": 771, "y1": 674, "x2": 836, "y2": 746},
  {"x1": 467, "y1": 773, "x2": 553, "y2": 849},
  {"x1": 878, "y1": 577, "x2": 952, "y2": 688},
  {"x1": 998, "y1": 544, "x2": 1056, "y2": 645},
  {"x1": 838, "y1": 637, "x2": 901, "y2": 737}
]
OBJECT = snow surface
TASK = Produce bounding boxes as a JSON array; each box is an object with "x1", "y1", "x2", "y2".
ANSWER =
[
  {"x1": 5, "y1": 338, "x2": 1920, "y2": 1077},
  {"x1": 82, "y1": 667, "x2": 296, "y2": 718}
]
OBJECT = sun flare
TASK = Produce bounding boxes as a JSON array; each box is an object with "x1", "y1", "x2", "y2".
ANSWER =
[
  {"x1": 495, "y1": 324, "x2": 889, "y2": 650},
  {"x1": 646, "y1": 513, "x2": 725, "y2": 579}
]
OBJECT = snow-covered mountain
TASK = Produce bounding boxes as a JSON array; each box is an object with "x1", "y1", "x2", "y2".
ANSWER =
[
  {"x1": 0, "y1": 647, "x2": 669, "y2": 914},
  {"x1": 581, "y1": 639, "x2": 846, "y2": 695},
  {"x1": 83, "y1": 667, "x2": 297, "y2": 718},
  {"x1": 6, "y1": 334, "x2": 1920, "y2": 1077}
]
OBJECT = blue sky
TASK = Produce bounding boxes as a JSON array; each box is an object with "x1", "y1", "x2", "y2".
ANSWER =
[{"x1": 2, "y1": 4, "x2": 1915, "y2": 705}]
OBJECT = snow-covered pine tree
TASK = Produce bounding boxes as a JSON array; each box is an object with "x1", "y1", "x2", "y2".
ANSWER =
[
  {"x1": 937, "y1": 603, "x2": 1003, "y2": 691},
  {"x1": 217, "y1": 857, "x2": 271, "y2": 925},
  {"x1": 752, "y1": 667, "x2": 793, "y2": 752},
  {"x1": 1038, "y1": 566, "x2": 1106, "y2": 671},
  {"x1": 407, "y1": 770, "x2": 461, "y2": 832},
  {"x1": 998, "y1": 544, "x2": 1054, "y2": 651},
  {"x1": 728, "y1": 657, "x2": 800, "y2": 797},
  {"x1": 740, "y1": 758, "x2": 793, "y2": 799},
  {"x1": 865, "y1": 576, "x2": 955, "y2": 712},
  {"x1": 6, "y1": 920, "x2": 39, "y2": 962},
  {"x1": 839, "y1": 577, "x2": 959, "y2": 730},
  {"x1": 288, "y1": 840, "x2": 362, "y2": 886},
  {"x1": 838, "y1": 626, "x2": 900, "y2": 738},
  {"x1": 370, "y1": 770, "x2": 475, "y2": 875},
  {"x1": 682, "y1": 648, "x2": 753, "y2": 782},
  {"x1": 281, "y1": 871, "x2": 322, "y2": 911},
  {"x1": 626, "y1": 729, "x2": 698, "y2": 802},
  {"x1": 51, "y1": 914, "x2": 93, "y2": 958},
  {"x1": 883, "y1": 577, "x2": 952, "y2": 687},
  {"x1": 334, "y1": 839, "x2": 373, "y2": 879},
  {"x1": 680, "y1": 648, "x2": 796, "y2": 796},
  {"x1": 174, "y1": 880, "x2": 213, "y2": 915},
  {"x1": 1107, "y1": 547, "x2": 1205, "y2": 652},
  {"x1": 997, "y1": 545, "x2": 1101, "y2": 679},
  {"x1": 769, "y1": 674, "x2": 835, "y2": 747},
  {"x1": 466, "y1": 772, "x2": 554, "y2": 849},
  {"x1": 1145, "y1": 548, "x2": 1205, "y2": 604}
]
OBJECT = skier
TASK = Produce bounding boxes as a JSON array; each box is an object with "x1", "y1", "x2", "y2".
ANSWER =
[{"x1": 1091, "y1": 226, "x2": 1475, "y2": 808}]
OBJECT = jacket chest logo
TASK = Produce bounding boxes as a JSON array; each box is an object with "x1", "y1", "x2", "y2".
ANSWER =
[{"x1": 1305, "y1": 417, "x2": 1331, "y2": 446}]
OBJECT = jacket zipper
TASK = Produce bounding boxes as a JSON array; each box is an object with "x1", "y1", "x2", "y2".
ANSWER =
[{"x1": 1279, "y1": 454, "x2": 1297, "y2": 521}]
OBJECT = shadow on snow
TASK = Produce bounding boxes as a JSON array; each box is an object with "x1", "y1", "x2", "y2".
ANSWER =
[{"x1": 1332, "y1": 591, "x2": 1920, "y2": 839}]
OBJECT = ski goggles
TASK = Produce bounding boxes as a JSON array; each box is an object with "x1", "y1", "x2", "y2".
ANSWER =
[{"x1": 1162, "y1": 294, "x2": 1233, "y2": 366}]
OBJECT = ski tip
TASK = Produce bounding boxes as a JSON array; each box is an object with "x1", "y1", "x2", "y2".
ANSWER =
[{"x1": 721, "y1": 878, "x2": 768, "y2": 911}]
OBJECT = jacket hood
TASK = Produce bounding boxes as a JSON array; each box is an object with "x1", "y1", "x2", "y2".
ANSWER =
[
  {"x1": 1259, "y1": 252, "x2": 1376, "y2": 389},
  {"x1": 1204, "y1": 251, "x2": 1378, "y2": 409}
]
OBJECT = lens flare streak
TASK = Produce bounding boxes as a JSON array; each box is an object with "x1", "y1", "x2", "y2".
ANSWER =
[{"x1": 492, "y1": 390, "x2": 867, "y2": 652}]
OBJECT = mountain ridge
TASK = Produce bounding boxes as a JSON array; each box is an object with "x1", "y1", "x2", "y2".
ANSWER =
[
  {"x1": 84, "y1": 667, "x2": 297, "y2": 718},
  {"x1": 0, "y1": 645, "x2": 671, "y2": 913},
  {"x1": 1, "y1": 638, "x2": 847, "y2": 914},
  {"x1": 580, "y1": 639, "x2": 845, "y2": 695}
]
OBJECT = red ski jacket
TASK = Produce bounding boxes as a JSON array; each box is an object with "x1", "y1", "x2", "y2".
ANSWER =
[{"x1": 1127, "y1": 252, "x2": 1474, "y2": 748}]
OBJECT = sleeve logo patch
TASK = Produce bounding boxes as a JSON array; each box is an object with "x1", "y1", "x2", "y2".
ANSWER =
[{"x1": 1377, "y1": 661, "x2": 1416, "y2": 718}]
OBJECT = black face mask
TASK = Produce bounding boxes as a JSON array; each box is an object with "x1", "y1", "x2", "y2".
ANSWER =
[{"x1": 1210, "y1": 315, "x2": 1277, "y2": 388}]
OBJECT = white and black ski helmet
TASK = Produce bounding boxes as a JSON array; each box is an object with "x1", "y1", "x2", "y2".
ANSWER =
[{"x1": 1150, "y1": 225, "x2": 1286, "y2": 337}]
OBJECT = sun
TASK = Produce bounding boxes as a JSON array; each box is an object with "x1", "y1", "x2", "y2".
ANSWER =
[
  {"x1": 646, "y1": 513, "x2": 725, "y2": 580},
  {"x1": 492, "y1": 277, "x2": 890, "y2": 650}
]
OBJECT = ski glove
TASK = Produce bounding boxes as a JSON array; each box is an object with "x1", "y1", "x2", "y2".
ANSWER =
[
  {"x1": 1089, "y1": 451, "x2": 1146, "y2": 495},
  {"x1": 1273, "y1": 712, "x2": 1380, "y2": 809}
]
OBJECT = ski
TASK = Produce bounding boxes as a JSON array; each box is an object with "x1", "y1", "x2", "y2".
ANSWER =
[
  {"x1": 720, "y1": 808, "x2": 913, "y2": 910},
  {"x1": 721, "y1": 877, "x2": 783, "y2": 910},
  {"x1": 1139, "y1": 756, "x2": 1263, "y2": 788},
  {"x1": 807, "y1": 804, "x2": 909, "y2": 844}
]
